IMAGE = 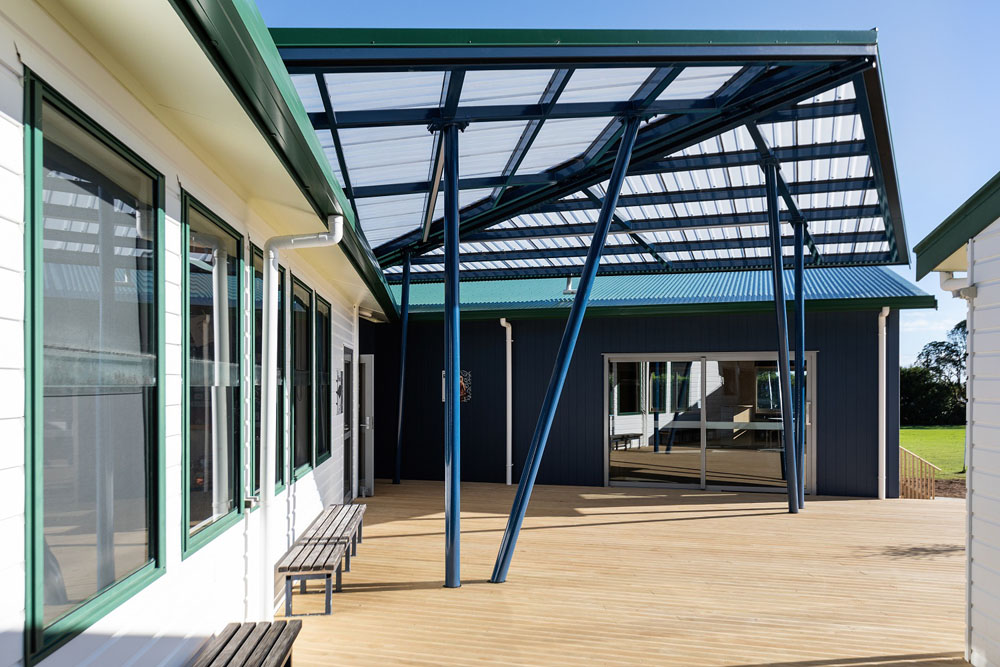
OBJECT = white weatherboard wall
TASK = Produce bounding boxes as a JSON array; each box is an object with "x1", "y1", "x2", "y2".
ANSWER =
[
  {"x1": 0, "y1": 5, "x2": 362, "y2": 666},
  {"x1": 969, "y1": 217, "x2": 1000, "y2": 667}
]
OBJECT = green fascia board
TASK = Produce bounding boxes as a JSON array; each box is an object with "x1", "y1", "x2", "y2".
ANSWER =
[
  {"x1": 405, "y1": 295, "x2": 937, "y2": 322},
  {"x1": 914, "y1": 170, "x2": 1000, "y2": 280},
  {"x1": 269, "y1": 27, "x2": 878, "y2": 48},
  {"x1": 168, "y1": 0, "x2": 398, "y2": 320}
]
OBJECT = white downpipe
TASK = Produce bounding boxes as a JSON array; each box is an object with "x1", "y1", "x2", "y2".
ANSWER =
[
  {"x1": 259, "y1": 217, "x2": 344, "y2": 620},
  {"x1": 877, "y1": 306, "x2": 889, "y2": 500},
  {"x1": 500, "y1": 318, "x2": 513, "y2": 485}
]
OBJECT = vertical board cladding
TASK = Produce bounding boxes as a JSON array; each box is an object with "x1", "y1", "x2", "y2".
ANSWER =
[
  {"x1": 969, "y1": 217, "x2": 1000, "y2": 667},
  {"x1": 365, "y1": 309, "x2": 898, "y2": 497}
]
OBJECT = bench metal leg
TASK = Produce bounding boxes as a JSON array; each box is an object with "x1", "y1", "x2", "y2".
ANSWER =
[
  {"x1": 358, "y1": 520, "x2": 363, "y2": 543},
  {"x1": 325, "y1": 574, "x2": 332, "y2": 615},
  {"x1": 285, "y1": 576, "x2": 293, "y2": 617},
  {"x1": 345, "y1": 548, "x2": 351, "y2": 572},
  {"x1": 300, "y1": 579, "x2": 306, "y2": 594},
  {"x1": 336, "y1": 564, "x2": 342, "y2": 592},
  {"x1": 351, "y1": 533, "x2": 357, "y2": 557}
]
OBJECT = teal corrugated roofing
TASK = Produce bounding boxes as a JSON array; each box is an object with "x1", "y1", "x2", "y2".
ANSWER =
[{"x1": 391, "y1": 265, "x2": 933, "y2": 312}]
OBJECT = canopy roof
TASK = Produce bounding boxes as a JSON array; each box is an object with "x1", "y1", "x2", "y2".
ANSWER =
[{"x1": 272, "y1": 28, "x2": 908, "y2": 284}]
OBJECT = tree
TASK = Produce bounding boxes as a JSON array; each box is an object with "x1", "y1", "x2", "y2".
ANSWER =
[
  {"x1": 901, "y1": 320, "x2": 968, "y2": 426},
  {"x1": 900, "y1": 366, "x2": 964, "y2": 426},
  {"x1": 916, "y1": 320, "x2": 967, "y2": 386}
]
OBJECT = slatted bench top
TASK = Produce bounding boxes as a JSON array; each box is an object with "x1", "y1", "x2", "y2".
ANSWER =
[
  {"x1": 277, "y1": 504, "x2": 365, "y2": 574},
  {"x1": 192, "y1": 620, "x2": 301, "y2": 667}
]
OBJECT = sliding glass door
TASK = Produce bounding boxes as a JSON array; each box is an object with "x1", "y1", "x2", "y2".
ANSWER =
[{"x1": 607, "y1": 354, "x2": 813, "y2": 492}]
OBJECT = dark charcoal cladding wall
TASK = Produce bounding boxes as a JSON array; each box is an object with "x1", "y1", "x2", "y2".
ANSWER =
[{"x1": 361, "y1": 308, "x2": 900, "y2": 498}]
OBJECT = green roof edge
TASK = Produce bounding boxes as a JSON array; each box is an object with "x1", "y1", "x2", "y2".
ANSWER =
[
  {"x1": 167, "y1": 0, "x2": 398, "y2": 319},
  {"x1": 914, "y1": 170, "x2": 1000, "y2": 280},
  {"x1": 402, "y1": 295, "x2": 937, "y2": 322},
  {"x1": 269, "y1": 27, "x2": 878, "y2": 48}
]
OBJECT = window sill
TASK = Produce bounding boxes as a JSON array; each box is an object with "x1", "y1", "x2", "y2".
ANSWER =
[{"x1": 182, "y1": 509, "x2": 242, "y2": 560}]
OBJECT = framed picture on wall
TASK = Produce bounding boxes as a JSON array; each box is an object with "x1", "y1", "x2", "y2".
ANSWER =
[{"x1": 335, "y1": 368, "x2": 344, "y2": 415}]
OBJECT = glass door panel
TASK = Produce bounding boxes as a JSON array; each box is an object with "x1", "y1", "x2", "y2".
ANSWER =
[
  {"x1": 704, "y1": 359, "x2": 808, "y2": 489},
  {"x1": 609, "y1": 359, "x2": 702, "y2": 485}
]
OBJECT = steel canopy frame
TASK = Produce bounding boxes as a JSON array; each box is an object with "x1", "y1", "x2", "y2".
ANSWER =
[
  {"x1": 271, "y1": 29, "x2": 908, "y2": 282},
  {"x1": 492, "y1": 115, "x2": 642, "y2": 583},
  {"x1": 442, "y1": 122, "x2": 462, "y2": 588},
  {"x1": 764, "y1": 158, "x2": 800, "y2": 514}
]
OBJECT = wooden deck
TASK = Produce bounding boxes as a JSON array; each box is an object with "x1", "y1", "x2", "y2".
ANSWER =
[{"x1": 285, "y1": 481, "x2": 967, "y2": 666}]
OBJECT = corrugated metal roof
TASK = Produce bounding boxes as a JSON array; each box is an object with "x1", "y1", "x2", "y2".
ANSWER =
[{"x1": 392, "y1": 265, "x2": 933, "y2": 313}]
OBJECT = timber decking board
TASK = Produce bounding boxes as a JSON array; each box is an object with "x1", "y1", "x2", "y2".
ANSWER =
[{"x1": 284, "y1": 480, "x2": 967, "y2": 667}]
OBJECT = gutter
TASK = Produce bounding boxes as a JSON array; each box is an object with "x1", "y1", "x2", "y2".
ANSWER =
[{"x1": 168, "y1": 0, "x2": 398, "y2": 320}]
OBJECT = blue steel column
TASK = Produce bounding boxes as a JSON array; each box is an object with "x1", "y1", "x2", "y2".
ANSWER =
[
  {"x1": 443, "y1": 123, "x2": 462, "y2": 587},
  {"x1": 393, "y1": 253, "x2": 411, "y2": 485},
  {"x1": 793, "y1": 220, "x2": 806, "y2": 507},
  {"x1": 492, "y1": 116, "x2": 642, "y2": 583},
  {"x1": 764, "y1": 158, "x2": 800, "y2": 514}
]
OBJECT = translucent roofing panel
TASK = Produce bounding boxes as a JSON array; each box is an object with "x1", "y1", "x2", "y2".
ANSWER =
[
  {"x1": 353, "y1": 193, "x2": 424, "y2": 245},
  {"x1": 459, "y1": 121, "x2": 529, "y2": 179},
  {"x1": 290, "y1": 74, "x2": 325, "y2": 113},
  {"x1": 515, "y1": 116, "x2": 614, "y2": 174},
  {"x1": 459, "y1": 69, "x2": 555, "y2": 106},
  {"x1": 556, "y1": 68, "x2": 655, "y2": 103},
  {"x1": 339, "y1": 125, "x2": 434, "y2": 187},
  {"x1": 323, "y1": 71, "x2": 444, "y2": 111},
  {"x1": 657, "y1": 66, "x2": 742, "y2": 100}
]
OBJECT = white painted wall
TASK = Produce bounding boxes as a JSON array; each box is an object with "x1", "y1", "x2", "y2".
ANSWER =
[
  {"x1": 968, "y1": 216, "x2": 1000, "y2": 667},
  {"x1": 0, "y1": 6, "x2": 366, "y2": 666}
]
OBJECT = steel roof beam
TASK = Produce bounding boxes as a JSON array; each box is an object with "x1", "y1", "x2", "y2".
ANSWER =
[
  {"x1": 315, "y1": 73, "x2": 358, "y2": 221},
  {"x1": 582, "y1": 188, "x2": 670, "y2": 269},
  {"x1": 408, "y1": 230, "x2": 883, "y2": 265},
  {"x1": 491, "y1": 68, "x2": 574, "y2": 206},
  {"x1": 375, "y1": 58, "x2": 874, "y2": 264},
  {"x1": 460, "y1": 204, "x2": 882, "y2": 241},
  {"x1": 389, "y1": 252, "x2": 894, "y2": 282},
  {"x1": 533, "y1": 177, "x2": 873, "y2": 213},
  {"x1": 745, "y1": 122, "x2": 822, "y2": 262},
  {"x1": 308, "y1": 98, "x2": 719, "y2": 129},
  {"x1": 349, "y1": 140, "x2": 868, "y2": 199}
]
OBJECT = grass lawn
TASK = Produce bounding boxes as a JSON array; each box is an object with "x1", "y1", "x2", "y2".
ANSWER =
[{"x1": 900, "y1": 426, "x2": 966, "y2": 480}]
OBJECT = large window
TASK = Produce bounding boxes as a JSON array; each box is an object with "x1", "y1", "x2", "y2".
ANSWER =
[
  {"x1": 315, "y1": 296, "x2": 332, "y2": 463},
  {"x1": 291, "y1": 278, "x2": 313, "y2": 477},
  {"x1": 183, "y1": 195, "x2": 242, "y2": 552},
  {"x1": 25, "y1": 75, "x2": 164, "y2": 657},
  {"x1": 253, "y1": 248, "x2": 286, "y2": 492}
]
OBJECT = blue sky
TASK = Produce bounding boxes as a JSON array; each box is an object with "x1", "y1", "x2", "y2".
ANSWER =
[{"x1": 256, "y1": 0, "x2": 1000, "y2": 364}]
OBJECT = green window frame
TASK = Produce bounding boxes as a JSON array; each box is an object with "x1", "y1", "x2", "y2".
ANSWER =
[
  {"x1": 290, "y1": 275, "x2": 313, "y2": 480},
  {"x1": 315, "y1": 295, "x2": 333, "y2": 465},
  {"x1": 251, "y1": 246, "x2": 287, "y2": 494},
  {"x1": 23, "y1": 70, "x2": 167, "y2": 662},
  {"x1": 181, "y1": 192, "x2": 244, "y2": 558}
]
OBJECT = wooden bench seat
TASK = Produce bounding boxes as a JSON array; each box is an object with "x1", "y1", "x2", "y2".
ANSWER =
[
  {"x1": 191, "y1": 620, "x2": 301, "y2": 667},
  {"x1": 277, "y1": 503, "x2": 366, "y2": 616}
]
